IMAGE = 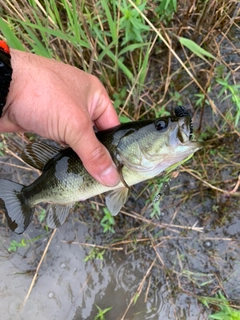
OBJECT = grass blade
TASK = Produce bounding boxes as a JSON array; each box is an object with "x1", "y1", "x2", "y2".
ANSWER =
[
  {"x1": 179, "y1": 37, "x2": 216, "y2": 62},
  {"x1": 0, "y1": 17, "x2": 25, "y2": 50}
]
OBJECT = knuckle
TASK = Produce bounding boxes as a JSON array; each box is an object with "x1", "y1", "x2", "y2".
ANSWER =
[
  {"x1": 90, "y1": 74, "x2": 100, "y2": 85},
  {"x1": 88, "y1": 145, "x2": 111, "y2": 169}
]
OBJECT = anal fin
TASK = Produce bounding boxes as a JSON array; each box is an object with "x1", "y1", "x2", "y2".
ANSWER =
[{"x1": 45, "y1": 204, "x2": 73, "y2": 229}]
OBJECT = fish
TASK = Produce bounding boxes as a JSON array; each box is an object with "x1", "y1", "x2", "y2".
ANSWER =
[{"x1": 0, "y1": 107, "x2": 201, "y2": 234}]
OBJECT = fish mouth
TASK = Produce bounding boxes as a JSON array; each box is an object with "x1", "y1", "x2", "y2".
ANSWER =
[
  {"x1": 177, "y1": 116, "x2": 192, "y2": 143},
  {"x1": 167, "y1": 116, "x2": 192, "y2": 146}
]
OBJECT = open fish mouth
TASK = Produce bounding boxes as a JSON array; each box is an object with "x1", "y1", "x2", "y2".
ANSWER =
[
  {"x1": 174, "y1": 106, "x2": 193, "y2": 141},
  {"x1": 177, "y1": 116, "x2": 193, "y2": 144}
]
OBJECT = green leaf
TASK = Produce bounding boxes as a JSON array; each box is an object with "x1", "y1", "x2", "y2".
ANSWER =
[
  {"x1": 133, "y1": 292, "x2": 139, "y2": 304},
  {"x1": 13, "y1": 18, "x2": 90, "y2": 49},
  {"x1": 97, "y1": 40, "x2": 133, "y2": 80},
  {"x1": 119, "y1": 115, "x2": 131, "y2": 123},
  {"x1": 118, "y1": 43, "x2": 148, "y2": 56},
  {"x1": 101, "y1": 0, "x2": 117, "y2": 41},
  {"x1": 0, "y1": 17, "x2": 25, "y2": 50},
  {"x1": 209, "y1": 313, "x2": 225, "y2": 320},
  {"x1": 19, "y1": 22, "x2": 52, "y2": 57},
  {"x1": 179, "y1": 37, "x2": 216, "y2": 62},
  {"x1": 38, "y1": 209, "x2": 46, "y2": 223}
]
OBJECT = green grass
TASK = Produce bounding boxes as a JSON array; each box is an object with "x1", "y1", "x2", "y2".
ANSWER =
[
  {"x1": 217, "y1": 73, "x2": 240, "y2": 128},
  {"x1": 8, "y1": 235, "x2": 42, "y2": 252},
  {"x1": 200, "y1": 292, "x2": 240, "y2": 320},
  {"x1": 83, "y1": 248, "x2": 105, "y2": 262},
  {"x1": 100, "y1": 208, "x2": 115, "y2": 233},
  {"x1": 94, "y1": 305, "x2": 112, "y2": 320}
]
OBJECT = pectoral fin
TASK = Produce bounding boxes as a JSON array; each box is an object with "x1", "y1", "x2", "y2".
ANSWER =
[
  {"x1": 105, "y1": 187, "x2": 129, "y2": 216},
  {"x1": 45, "y1": 204, "x2": 73, "y2": 229}
]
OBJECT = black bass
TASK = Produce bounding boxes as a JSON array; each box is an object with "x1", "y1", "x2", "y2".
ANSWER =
[{"x1": 0, "y1": 107, "x2": 201, "y2": 234}]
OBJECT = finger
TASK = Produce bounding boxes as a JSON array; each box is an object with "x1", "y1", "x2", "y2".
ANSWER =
[
  {"x1": 66, "y1": 115, "x2": 120, "y2": 187},
  {"x1": 0, "y1": 114, "x2": 23, "y2": 132},
  {"x1": 87, "y1": 78, "x2": 120, "y2": 130},
  {"x1": 94, "y1": 100, "x2": 120, "y2": 131}
]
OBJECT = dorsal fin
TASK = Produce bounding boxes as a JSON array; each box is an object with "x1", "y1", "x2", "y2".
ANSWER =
[{"x1": 21, "y1": 142, "x2": 61, "y2": 171}]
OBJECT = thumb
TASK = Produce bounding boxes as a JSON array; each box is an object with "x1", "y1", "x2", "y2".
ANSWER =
[{"x1": 66, "y1": 117, "x2": 120, "y2": 187}]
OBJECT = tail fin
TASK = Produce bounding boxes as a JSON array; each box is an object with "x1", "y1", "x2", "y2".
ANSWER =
[{"x1": 0, "y1": 179, "x2": 33, "y2": 234}]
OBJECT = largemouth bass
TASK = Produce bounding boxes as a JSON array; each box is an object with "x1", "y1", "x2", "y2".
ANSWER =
[{"x1": 0, "y1": 107, "x2": 201, "y2": 234}]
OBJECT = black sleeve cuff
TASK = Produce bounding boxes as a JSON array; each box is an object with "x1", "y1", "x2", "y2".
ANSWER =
[{"x1": 0, "y1": 41, "x2": 12, "y2": 117}]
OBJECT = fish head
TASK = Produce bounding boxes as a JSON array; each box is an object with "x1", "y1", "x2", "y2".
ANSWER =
[{"x1": 116, "y1": 115, "x2": 201, "y2": 176}]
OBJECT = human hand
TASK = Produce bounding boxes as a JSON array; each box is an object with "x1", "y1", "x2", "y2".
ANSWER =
[{"x1": 0, "y1": 49, "x2": 120, "y2": 186}]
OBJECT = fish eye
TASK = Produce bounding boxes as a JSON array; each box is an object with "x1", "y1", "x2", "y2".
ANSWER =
[{"x1": 155, "y1": 120, "x2": 168, "y2": 131}]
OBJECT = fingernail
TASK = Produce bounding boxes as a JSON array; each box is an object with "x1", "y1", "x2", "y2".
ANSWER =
[{"x1": 99, "y1": 165, "x2": 120, "y2": 187}]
